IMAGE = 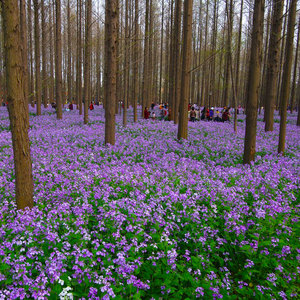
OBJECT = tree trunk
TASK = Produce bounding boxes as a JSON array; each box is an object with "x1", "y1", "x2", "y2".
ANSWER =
[
  {"x1": 49, "y1": 1, "x2": 54, "y2": 104},
  {"x1": 27, "y1": 0, "x2": 34, "y2": 107},
  {"x1": 20, "y1": 0, "x2": 29, "y2": 108},
  {"x1": 243, "y1": 0, "x2": 265, "y2": 164},
  {"x1": 2, "y1": 0, "x2": 34, "y2": 210},
  {"x1": 278, "y1": 0, "x2": 297, "y2": 154},
  {"x1": 41, "y1": 0, "x2": 48, "y2": 108},
  {"x1": 33, "y1": 0, "x2": 41, "y2": 115},
  {"x1": 76, "y1": 0, "x2": 82, "y2": 115},
  {"x1": 133, "y1": 0, "x2": 139, "y2": 122},
  {"x1": 104, "y1": 0, "x2": 118, "y2": 145},
  {"x1": 123, "y1": 0, "x2": 129, "y2": 126},
  {"x1": 264, "y1": 0, "x2": 284, "y2": 131},
  {"x1": 55, "y1": 0, "x2": 63, "y2": 119},
  {"x1": 290, "y1": 16, "x2": 300, "y2": 113},
  {"x1": 142, "y1": 0, "x2": 150, "y2": 115},
  {"x1": 177, "y1": 0, "x2": 193, "y2": 140},
  {"x1": 83, "y1": 0, "x2": 92, "y2": 124},
  {"x1": 67, "y1": 0, "x2": 72, "y2": 105},
  {"x1": 173, "y1": 0, "x2": 182, "y2": 124}
]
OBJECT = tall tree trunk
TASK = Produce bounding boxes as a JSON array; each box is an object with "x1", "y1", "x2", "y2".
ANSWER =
[
  {"x1": 20, "y1": 0, "x2": 29, "y2": 109},
  {"x1": 28, "y1": 0, "x2": 34, "y2": 107},
  {"x1": 133, "y1": 0, "x2": 139, "y2": 122},
  {"x1": 33, "y1": 0, "x2": 41, "y2": 115},
  {"x1": 243, "y1": 0, "x2": 265, "y2": 164},
  {"x1": 142, "y1": 0, "x2": 150, "y2": 115},
  {"x1": 67, "y1": 0, "x2": 72, "y2": 104},
  {"x1": 83, "y1": 0, "x2": 92, "y2": 124},
  {"x1": 234, "y1": 0, "x2": 243, "y2": 132},
  {"x1": 278, "y1": 0, "x2": 297, "y2": 154},
  {"x1": 41, "y1": 0, "x2": 48, "y2": 108},
  {"x1": 173, "y1": 0, "x2": 182, "y2": 124},
  {"x1": 276, "y1": 3, "x2": 288, "y2": 111},
  {"x1": 123, "y1": 0, "x2": 129, "y2": 126},
  {"x1": 55, "y1": 0, "x2": 63, "y2": 119},
  {"x1": 76, "y1": 0, "x2": 82, "y2": 115},
  {"x1": 49, "y1": 2, "x2": 54, "y2": 104},
  {"x1": 104, "y1": 0, "x2": 118, "y2": 145},
  {"x1": 290, "y1": 16, "x2": 299, "y2": 113},
  {"x1": 264, "y1": 0, "x2": 284, "y2": 131},
  {"x1": 177, "y1": 0, "x2": 193, "y2": 140},
  {"x1": 222, "y1": 0, "x2": 233, "y2": 108},
  {"x1": 2, "y1": 0, "x2": 34, "y2": 210}
]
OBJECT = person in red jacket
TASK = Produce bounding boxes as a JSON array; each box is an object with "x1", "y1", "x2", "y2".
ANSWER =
[
  {"x1": 89, "y1": 102, "x2": 94, "y2": 110},
  {"x1": 144, "y1": 107, "x2": 150, "y2": 119}
]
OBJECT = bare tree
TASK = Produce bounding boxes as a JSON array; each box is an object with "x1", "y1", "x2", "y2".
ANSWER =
[
  {"x1": 55, "y1": 0, "x2": 63, "y2": 119},
  {"x1": 243, "y1": 0, "x2": 265, "y2": 164},
  {"x1": 177, "y1": 0, "x2": 193, "y2": 140},
  {"x1": 1, "y1": 0, "x2": 34, "y2": 210},
  {"x1": 264, "y1": 0, "x2": 284, "y2": 132},
  {"x1": 104, "y1": 0, "x2": 118, "y2": 144},
  {"x1": 278, "y1": 0, "x2": 297, "y2": 154}
]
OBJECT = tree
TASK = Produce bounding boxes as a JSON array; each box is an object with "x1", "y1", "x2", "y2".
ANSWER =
[
  {"x1": 104, "y1": 0, "x2": 118, "y2": 145},
  {"x1": 76, "y1": 0, "x2": 82, "y2": 115},
  {"x1": 264, "y1": 0, "x2": 284, "y2": 132},
  {"x1": 83, "y1": 0, "x2": 92, "y2": 124},
  {"x1": 290, "y1": 16, "x2": 300, "y2": 113},
  {"x1": 1, "y1": 0, "x2": 34, "y2": 210},
  {"x1": 19, "y1": 0, "x2": 29, "y2": 109},
  {"x1": 177, "y1": 0, "x2": 193, "y2": 140},
  {"x1": 243, "y1": 0, "x2": 265, "y2": 164},
  {"x1": 67, "y1": 0, "x2": 72, "y2": 105},
  {"x1": 41, "y1": 0, "x2": 48, "y2": 108},
  {"x1": 55, "y1": 0, "x2": 63, "y2": 119},
  {"x1": 278, "y1": 0, "x2": 297, "y2": 154},
  {"x1": 33, "y1": 0, "x2": 41, "y2": 115},
  {"x1": 133, "y1": 0, "x2": 139, "y2": 122}
]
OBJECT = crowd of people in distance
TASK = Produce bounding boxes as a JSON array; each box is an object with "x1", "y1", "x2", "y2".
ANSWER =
[{"x1": 144, "y1": 103, "x2": 245, "y2": 122}]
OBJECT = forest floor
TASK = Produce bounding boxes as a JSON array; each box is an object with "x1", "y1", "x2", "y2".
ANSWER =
[{"x1": 0, "y1": 106, "x2": 299, "y2": 299}]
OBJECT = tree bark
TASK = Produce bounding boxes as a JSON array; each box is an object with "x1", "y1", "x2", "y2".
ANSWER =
[
  {"x1": 41, "y1": 0, "x2": 48, "y2": 108},
  {"x1": 2, "y1": 0, "x2": 34, "y2": 210},
  {"x1": 290, "y1": 16, "x2": 300, "y2": 113},
  {"x1": 264, "y1": 0, "x2": 284, "y2": 131},
  {"x1": 55, "y1": 0, "x2": 63, "y2": 119},
  {"x1": 67, "y1": 0, "x2": 72, "y2": 104},
  {"x1": 20, "y1": 0, "x2": 29, "y2": 109},
  {"x1": 33, "y1": 0, "x2": 41, "y2": 115},
  {"x1": 83, "y1": 0, "x2": 92, "y2": 124},
  {"x1": 177, "y1": 0, "x2": 193, "y2": 140},
  {"x1": 104, "y1": 0, "x2": 117, "y2": 145},
  {"x1": 278, "y1": 0, "x2": 297, "y2": 154},
  {"x1": 133, "y1": 0, "x2": 139, "y2": 122},
  {"x1": 76, "y1": 0, "x2": 82, "y2": 114},
  {"x1": 243, "y1": 0, "x2": 265, "y2": 164}
]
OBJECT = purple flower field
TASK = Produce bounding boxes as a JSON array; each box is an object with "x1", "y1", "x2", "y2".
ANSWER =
[{"x1": 0, "y1": 106, "x2": 299, "y2": 299}]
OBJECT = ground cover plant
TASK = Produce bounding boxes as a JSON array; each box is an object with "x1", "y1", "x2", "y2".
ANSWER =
[{"x1": 0, "y1": 106, "x2": 299, "y2": 299}]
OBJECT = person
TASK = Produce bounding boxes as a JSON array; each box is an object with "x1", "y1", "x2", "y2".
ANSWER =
[
  {"x1": 144, "y1": 107, "x2": 150, "y2": 119},
  {"x1": 51, "y1": 102, "x2": 57, "y2": 110},
  {"x1": 214, "y1": 109, "x2": 222, "y2": 122},
  {"x1": 222, "y1": 108, "x2": 230, "y2": 122},
  {"x1": 209, "y1": 107, "x2": 214, "y2": 120},
  {"x1": 89, "y1": 101, "x2": 94, "y2": 110},
  {"x1": 201, "y1": 107, "x2": 206, "y2": 120},
  {"x1": 159, "y1": 108, "x2": 165, "y2": 120},
  {"x1": 151, "y1": 103, "x2": 155, "y2": 110},
  {"x1": 190, "y1": 107, "x2": 196, "y2": 122},
  {"x1": 151, "y1": 111, "x2": 156, "y2": 120},
  {"x1": 68, "y1": 102, "x2": 73, "y2": 110},
  {"x1": 206, "y1": 108, "x2": 210, "y2": 120}
]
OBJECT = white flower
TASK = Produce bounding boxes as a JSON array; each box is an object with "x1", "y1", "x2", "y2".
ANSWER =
[{"x1": 59, "y1": 287, "x2": 73, "y2": 300}]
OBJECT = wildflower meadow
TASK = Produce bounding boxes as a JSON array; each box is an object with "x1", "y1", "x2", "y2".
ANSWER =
[{"x1": 0, "y1": 106, "x2": 299, "y2": 299}]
